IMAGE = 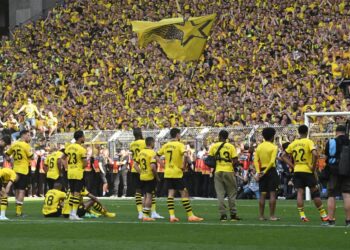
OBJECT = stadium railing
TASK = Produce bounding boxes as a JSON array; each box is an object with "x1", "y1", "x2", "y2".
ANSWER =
[{"x1": 49, "y1": 124, "x2": 339, "y2": 156}]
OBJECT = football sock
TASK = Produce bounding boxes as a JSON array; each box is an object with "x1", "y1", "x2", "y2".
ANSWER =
[
  {"x1": 70, "y1": 195, "x2": 80, "y2": 216},
  {"x1": 181, "y1": 198, "x2": 194, "y2": 217},
  {"x1": 135, "y1": 192, "x2": 143, "y2": 213},
  {"x1": 93, "y1": 202, "x2": 107, "y2": 215},
  {"x1": 1, "y1": 197, "x2": 8, "y2": 216},
  {"x1": 317, "y1": 205, "x2": 327, "y2": 218},
  {"x1": 143, "y1": 207, "x2": 151, "y2": 218},
  {"x1": 151, "y1": 191, "x2": 156, "y2": 212},
  {"x1": 16, "y1": 201, "x2": 23, "y2": 216},
  {"x1": 297, "y1": 207, "x2": 306, "y2": 218},
  {"x1": 167, "y1": 197, "x2": 175, "y2": 217}
]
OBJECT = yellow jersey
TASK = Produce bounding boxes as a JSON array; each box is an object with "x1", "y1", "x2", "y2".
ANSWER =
[
  {"x1": 42, "y1": 189, "x2": 66, "y2": 215},
  {"x1": 285, "y1": 138, "x2": 316, "y2": 173},
  {"x1": 23, "y1": 104, "x2": 39, "y2": 119},
  {"x1": 3, "y1": 119, "x2": 19, "y2": 131},
  {"x1": 0, "y1": 168, "x2": 17, "y2": 184},
  {"x1": 46, "y1": 116, "x2": 58, "y2": 127},
  {"x1": 157, "y1": 140, "x2": 185, "y2": 178},
  {"x1": 65, "y1": 143, "x2": 87, "y2": 180},
  {"x1": 137, "y1": 148, "x2": 157, "y2": 181},
  {"x1": 209, "y1": 142, "x2": 238, "y2": 173},
  {"x1": 129, "y1": 139, "x2": 146, "y2": 173},
  {"x1": 253, "y1": 141, "x2": 278, "y2": 173},
  {"x1": 45, "y1": 151, "x2": 63, "y2": 180},
  {"x1": 6, "y1": 140, "x2": 33, "y2": 175},
  {"x1": 62, "y1": 188, "x2": 90, "y2": 215}
]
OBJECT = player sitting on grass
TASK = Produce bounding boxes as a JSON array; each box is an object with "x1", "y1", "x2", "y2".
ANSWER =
[
  {"x1": 42, "y1": 183, "x2": 66, "y2": 217},
  {"x1": 62, "y1": 187, "x2": 116, "y2": 219},
  {"x1": 134, "y1": 137, "x2": 161, "y2": 222},
  {"x1": 0, "y1": 168, "x2": 18, "y2": 220}
]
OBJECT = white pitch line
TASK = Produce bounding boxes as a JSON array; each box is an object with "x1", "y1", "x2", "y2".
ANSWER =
[{"x1": 0, "y1": 219, "x2": 347, "y2": 229}]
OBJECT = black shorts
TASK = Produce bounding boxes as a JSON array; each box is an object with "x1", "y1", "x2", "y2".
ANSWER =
[
  {"x1": 327, "y1": 174, "x2": 350, "y2": 197},
  {"x1": 164, "y1": 178, "x2": 186, "y2": 191},
  {"x1": 131, "y1": 172, "x2": 141, "y2": 190},
  {"x1": 68, "y1": 179, "x2": 84, "y2": 193},
  {"x1": 44, "y1": 208, "x2": 62, "y2": 217},
  {"x1": 293, "y1": 172, "x2": 318, "y2": 189},
  {"x1": 77, "y1": 205, "x2": 86, "y2": 217},
  {"x1": 259, "y1": 168, "x2": 279, "y2": 193},
  {"x1": 140, "y1": 180, "x2": 156, "y2": 194},
  {"x1": 47, "y1": 177, "x2": 61, "y2": 190},
  {"x1": 14, "y1": 173, "x2": 29, "y2": 190}
]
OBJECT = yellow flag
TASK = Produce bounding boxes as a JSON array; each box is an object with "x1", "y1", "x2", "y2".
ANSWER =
[{"x1": 132, "y1": 14, "x2": 216, "y2": 61}]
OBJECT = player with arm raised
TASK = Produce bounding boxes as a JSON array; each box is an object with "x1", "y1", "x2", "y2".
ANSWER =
[
  {"x1": 157, "y1": 128, "x2": 203, "y2": 222},
  {"x1": 282, "y1": 125, "x2": 328, "y2": 223},
  {"x1": 15, "y1": 98, "x2": 44, "y2": 138}
]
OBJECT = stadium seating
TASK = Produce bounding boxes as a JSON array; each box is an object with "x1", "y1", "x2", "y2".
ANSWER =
[{"x1": 0, "y1": 0, "x2": 349, "y2": 132}]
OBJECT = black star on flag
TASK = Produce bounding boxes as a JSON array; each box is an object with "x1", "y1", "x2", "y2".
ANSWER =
[{"x1": 132, "y1": 14, "x2": 216, "y2": 61}]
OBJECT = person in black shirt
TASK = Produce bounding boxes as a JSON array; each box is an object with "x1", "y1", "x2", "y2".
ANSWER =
[{"x1": 325, "y1": 125, "x2": 350, "y2": 226}]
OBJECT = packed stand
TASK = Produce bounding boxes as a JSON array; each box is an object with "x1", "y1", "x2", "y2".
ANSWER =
[{"x1": 0, "y1": 0, "x2": 349, "y2": 132}]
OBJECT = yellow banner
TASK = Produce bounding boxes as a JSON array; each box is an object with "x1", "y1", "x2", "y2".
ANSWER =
[{"x1": 132, "y1": 14, "x2": 216, "y2": 61}]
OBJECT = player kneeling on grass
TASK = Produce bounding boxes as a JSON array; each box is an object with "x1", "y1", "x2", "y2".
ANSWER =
[
  {"x1": 62, "y1": 187, "x2": 115, "y2": 219},
  {"x1": 0, "y1": 168, "x2": 18, "y2": 220},
  {"x1": 42, "y1": 183, "x2": 66, "y2": 217},
  {"x1": 134, "y1": 137, "x2": 162, "y2": 222}
]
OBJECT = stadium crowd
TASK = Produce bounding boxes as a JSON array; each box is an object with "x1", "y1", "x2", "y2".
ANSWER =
[{"x1": 0, "y1": 0, "x2": 349, "y2": 133}]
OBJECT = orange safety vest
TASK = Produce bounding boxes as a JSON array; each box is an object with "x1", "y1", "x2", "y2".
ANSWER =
[
  {"x1": 113, "y1": 160, "x2": 119, "y2": 173},
  {"x1": 157, "y1": 159, "x2": 165, "y2": 173},
  {"x1": 3, "y1": 160, "x2": 12, "y2": 168},
  {"x1": 195, "y1": 159, "x2": 204, "y2": 173},
  {"x1": 39, "y1": 158, "x2": 45, "y2": 174},
  {"x1": 93, "y1": 159, "x2": 100, "y2": 173},
  {"x1": 240, "y1": 151, "x2": 251, "y2": 170},
  {"x1": 201, "y1": 153, "x2": 210, "y2": 175},
  {"x1": 201, "y1": 162, "x2": 211, "y2": 175},
  {"x1": 85, "y1": 158, "x2": 92, "y2": 172},
  {"x1": 129, "y1": 159, "x2": 134, "y2": 171}
]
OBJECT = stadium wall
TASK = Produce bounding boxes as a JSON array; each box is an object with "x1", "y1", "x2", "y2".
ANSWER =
[{"x1": 0, "y1": 0, "x2": 58, "y2": 35}]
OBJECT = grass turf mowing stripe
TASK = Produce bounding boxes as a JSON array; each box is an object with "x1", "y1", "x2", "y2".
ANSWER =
[{"x1": 1, "y1": 219, "x2": 347, "y2": 229}]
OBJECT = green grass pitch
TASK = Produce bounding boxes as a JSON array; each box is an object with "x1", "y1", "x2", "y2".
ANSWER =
[{"x1": 0, "y1": 199, "x2": 349, "y2": 250}]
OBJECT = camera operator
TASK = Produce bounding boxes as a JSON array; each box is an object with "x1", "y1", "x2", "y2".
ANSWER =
[{"x1": 238, "y1": 167, "x2": 259, "y2": 199}]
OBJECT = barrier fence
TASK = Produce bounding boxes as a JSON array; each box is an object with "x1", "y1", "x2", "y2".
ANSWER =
[{"x1": 48, "y1": 120, "x2": 347, "y2": 156}]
